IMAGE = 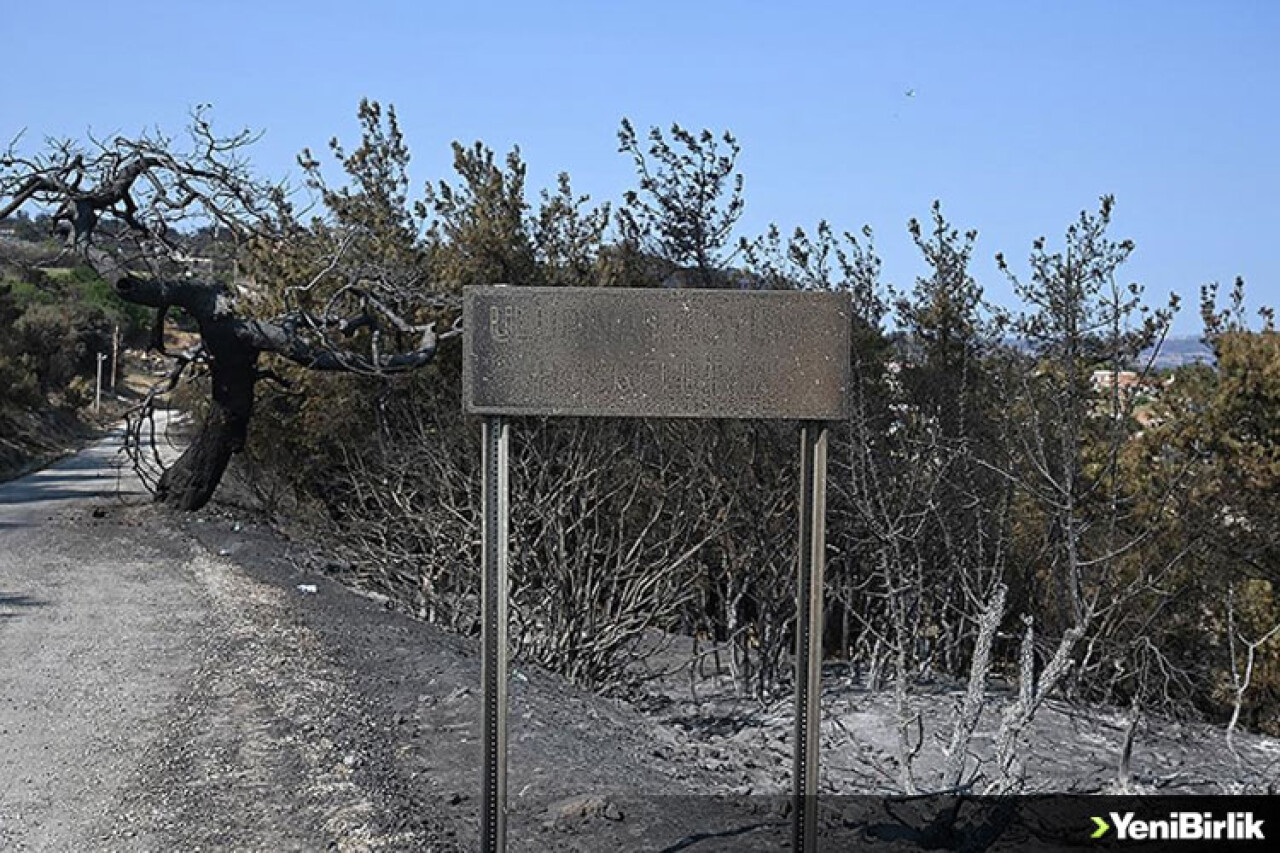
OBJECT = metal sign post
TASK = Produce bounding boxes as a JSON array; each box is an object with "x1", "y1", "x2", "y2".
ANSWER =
[
  {"x1": 464, "y1": 286, "x2": 849, "y2": 852},
  {"x1": 480, "y1": 416, "x2": 510, "y2": 853},
  {"x1": 793, "y1": 424, "x2": 828, "y2": 853}
]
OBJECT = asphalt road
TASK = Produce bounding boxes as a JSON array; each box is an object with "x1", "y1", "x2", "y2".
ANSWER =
[
  {"x1": 0, "y1": 422, "x2": 184, "y2": 850},
  {"x1": 0, "y1": 421, "x2": 395, "y2": 851}
]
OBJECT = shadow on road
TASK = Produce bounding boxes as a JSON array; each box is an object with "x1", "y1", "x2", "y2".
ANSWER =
[
  {"x1": 0, "y1": 485, "x2": 125, "y2": 504},
  {"x1": 0, "y1": 590, "x2": 48, "y2": 620}
]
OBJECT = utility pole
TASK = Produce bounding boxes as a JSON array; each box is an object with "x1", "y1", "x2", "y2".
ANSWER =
[
  {"x1": 110, "y1": 324, "x2": 119, "y2": 392},
  {"x1": 95, "y1": 353, "x2": 106, "y2": 414}
]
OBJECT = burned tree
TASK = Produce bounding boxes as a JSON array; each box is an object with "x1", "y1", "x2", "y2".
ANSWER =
[{"x1": 0, "y1": 104, "x2": 458, "y2": 510}]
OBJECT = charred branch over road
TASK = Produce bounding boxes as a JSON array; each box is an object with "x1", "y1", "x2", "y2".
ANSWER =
[{"x1": 1, "y1": 113, "x2": 459, "y2": 510}]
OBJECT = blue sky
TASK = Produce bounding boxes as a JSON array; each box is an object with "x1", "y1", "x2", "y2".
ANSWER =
[{"x1": 3, "y1": 0, "x2": 1276, "y2": 333}]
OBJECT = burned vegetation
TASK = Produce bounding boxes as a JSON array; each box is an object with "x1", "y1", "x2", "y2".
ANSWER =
[
  {"x1": 3, "y1": 100, "x2": 1277, "y2": 796},
  {"x1": 0, "y1": 105, "x2": 459, "y2": 510}
]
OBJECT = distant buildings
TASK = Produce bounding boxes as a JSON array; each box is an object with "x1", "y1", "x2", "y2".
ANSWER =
[
  {"x1": 171, "y1": 252, "x2": 215, "y2": 277},
  {"x1": 1090, "y1": 369, "x2": 1147, "y2": 393}
]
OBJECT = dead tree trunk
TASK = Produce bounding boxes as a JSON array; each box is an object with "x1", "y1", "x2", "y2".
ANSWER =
[
  {"x1": 156, "y1": 345, "x2": 259, "y2": 511},
  {"x1": 111, "y1": 274, "x2": 451, "y2": 511}
]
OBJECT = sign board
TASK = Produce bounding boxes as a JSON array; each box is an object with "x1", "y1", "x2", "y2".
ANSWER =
[
  {"x1": 462, "y1": 283, "x2": 847, "y2": 853},
  {"x1": 463, "y1": 286, "x2": 850, "y2": 420}
]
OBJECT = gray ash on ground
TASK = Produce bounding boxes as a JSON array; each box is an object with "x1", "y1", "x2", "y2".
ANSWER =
[{"x1": 174, "y1": 508, "x2": 1280, "y2": 849}]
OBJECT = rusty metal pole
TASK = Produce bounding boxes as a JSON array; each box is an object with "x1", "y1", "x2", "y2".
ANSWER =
[
  {"x1": 481, "y1": 416, "x2": 510, "y2": 853},
  {"x1": 792, "y1": 423, "x2": 827, "y2": 853}
]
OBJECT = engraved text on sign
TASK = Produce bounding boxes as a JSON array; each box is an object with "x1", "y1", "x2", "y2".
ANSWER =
[{"x1": 463, "y1": 286, "x2": 850, "y2": 420}]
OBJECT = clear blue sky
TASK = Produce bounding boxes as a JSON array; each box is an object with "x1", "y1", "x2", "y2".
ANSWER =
[{"x1": 4, "y1": 0, "x2": 1276, "y2": 333}]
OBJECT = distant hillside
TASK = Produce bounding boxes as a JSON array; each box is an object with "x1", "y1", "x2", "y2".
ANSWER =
[
  {"x1": 1147, "y1": 335, "x2": 1213, "y2": 369},
  {"x1": 999, "y1": 334, "x2": 1213, "y2": 370}
]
